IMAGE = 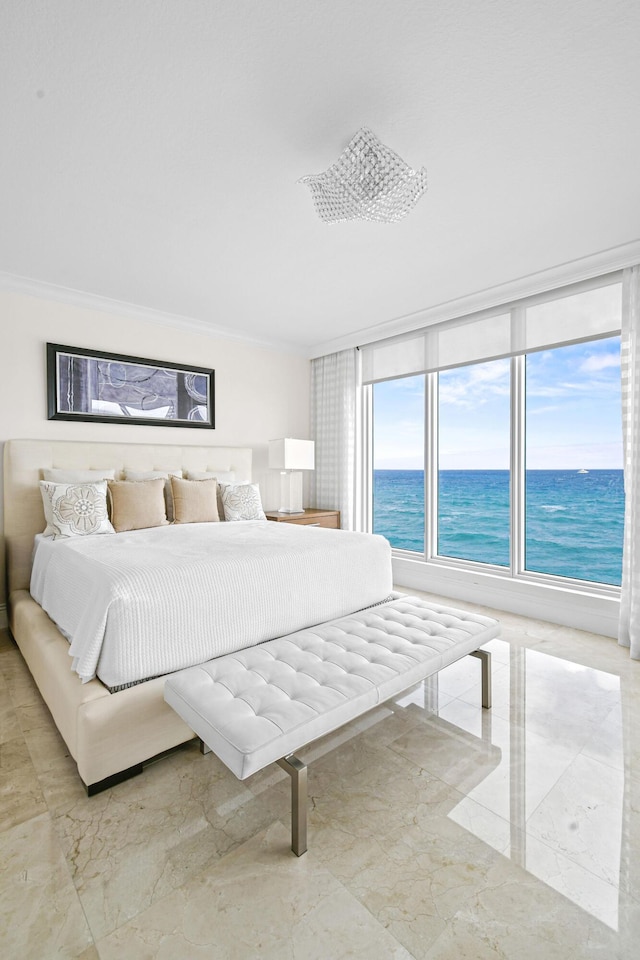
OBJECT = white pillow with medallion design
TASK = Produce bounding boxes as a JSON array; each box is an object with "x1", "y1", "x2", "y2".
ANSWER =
[
  {"x1": 39, "y1": 480, "x2": 115, "y2": 539},
  {"x1": 41, "y1": 468, "x2": 116, "y2": 536},
  {"x1": 219, "y1": 482, "x2": 266, "y2": 521}
]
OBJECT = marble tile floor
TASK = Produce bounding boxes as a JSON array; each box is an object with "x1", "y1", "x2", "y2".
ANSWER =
[{"x1": 2, "y1": 591, "x2": 640, "y2": 959}]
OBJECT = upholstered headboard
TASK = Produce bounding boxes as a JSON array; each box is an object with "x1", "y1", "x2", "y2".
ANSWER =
[{"x1": 3, "y1": 438, "x2": 253, "y2": 594}]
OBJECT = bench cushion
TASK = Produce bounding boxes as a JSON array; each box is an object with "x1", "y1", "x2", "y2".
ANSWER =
[{"x1": 164, "y1": 596, "x2": 499, "y2": 779}]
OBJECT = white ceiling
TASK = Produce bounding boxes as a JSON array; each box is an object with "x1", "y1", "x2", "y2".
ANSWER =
[{"x1": 2, "y1": 0, "x2": 639, "y2": 357}]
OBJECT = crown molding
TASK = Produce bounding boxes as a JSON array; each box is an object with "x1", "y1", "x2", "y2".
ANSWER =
[
  {"x1": 0, "y1": 271, "x2": 307, "y2": 356},
  {"x1": 309, "y1": 239, "x2": 640, "y2": 359},
  {"x1": 3, "y1": 238, "x2": 639, "y2": 363}
]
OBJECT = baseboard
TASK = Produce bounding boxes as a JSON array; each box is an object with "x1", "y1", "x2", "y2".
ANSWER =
[
  {"x1": 393, "y1": 557, "x2": 620, "y2": 639},
  {"x1": 0, "y1": 603, "x2": 7, "y2": 631}
]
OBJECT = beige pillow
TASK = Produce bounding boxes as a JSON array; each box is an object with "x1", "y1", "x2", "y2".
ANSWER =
[
  {"x1": 107, "y1": 478, "x2": 168, "y2": 533},
  {"x1": 185, "y1": 470, "x2": 235, "y2": 519},
  {"x1": 124, "y1": 469, "x2": 181, "y2": 521},
  {"x1": 171, "y1": 477, "x2": 220, "y2": 524}
]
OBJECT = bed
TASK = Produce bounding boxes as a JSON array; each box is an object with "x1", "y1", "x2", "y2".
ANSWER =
[{"x1": 3, "y1": 438, "x2": 392, "y2": 793}]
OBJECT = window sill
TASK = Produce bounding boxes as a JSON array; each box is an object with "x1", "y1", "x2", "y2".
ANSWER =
[{"x1": 392, "y1": 554, "x2": 620, "y2": 638}]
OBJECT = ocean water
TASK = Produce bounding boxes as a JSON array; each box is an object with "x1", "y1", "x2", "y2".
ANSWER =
[{"x1": 373, "y1": 469, "x2": 624, "y2": 587}]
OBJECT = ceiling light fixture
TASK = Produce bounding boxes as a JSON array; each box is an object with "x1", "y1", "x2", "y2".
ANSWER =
[{"x1": 299, "y1": 127, "x2": 427, "y2": 224}]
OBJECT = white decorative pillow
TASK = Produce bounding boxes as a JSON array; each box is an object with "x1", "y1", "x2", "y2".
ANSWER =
[
  {"x1": 39, "y1": 480, "x2": 115, "y2": 539},
  {"x1": 124, "y1": 469, "x2": 181, "y2": 521},
  {"x1": 219, "y1": 482, "x2": 266, "y2": 521},
  {"x1": 43, "y1": 468, "x2": 116, "y2": 482},
  {"x1": 185, "y1": 470, "x2": 236, "y2": 483},
  {"x1": 41, "y1": 469, "x2": 116, "y2": 535}
]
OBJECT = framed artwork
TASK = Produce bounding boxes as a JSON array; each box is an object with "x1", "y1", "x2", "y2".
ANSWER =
[{"x1": 47, "y1": 343, "x2": 215, "y2": 429}]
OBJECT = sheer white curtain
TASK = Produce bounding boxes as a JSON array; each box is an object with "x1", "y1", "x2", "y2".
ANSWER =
[
  {"x1": 619, "y1": 265, "x2": 640, "y2": 659},
  {"x1": 310, "y1": 348, "x2": 361, "y2": 531}
]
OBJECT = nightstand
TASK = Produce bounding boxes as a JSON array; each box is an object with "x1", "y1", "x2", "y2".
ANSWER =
[{"x1": 264, "y1": 508, "x2": 341, "y2": 529}]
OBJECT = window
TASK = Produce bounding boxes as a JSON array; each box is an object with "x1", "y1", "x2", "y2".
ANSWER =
[
  {"x1": 373, "y1": 375, "x2": 425, "y2": 552},
  {"x1": 438, "y1": 359, "x2": 511, "y2": 567},
  {"x1": 525, "y1": 337, "x2": 623, "y2": 585},
  {"x1": 367, "y1": 277, "x2": 624, "y2": 591}
]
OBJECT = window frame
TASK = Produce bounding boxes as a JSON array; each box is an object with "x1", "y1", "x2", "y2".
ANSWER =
[{"x1": 367, "y1": 285, "x2": 623, "y2": 601}]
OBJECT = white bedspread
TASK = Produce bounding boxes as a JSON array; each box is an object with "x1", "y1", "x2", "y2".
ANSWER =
[{"x1": 30, "y1": 521, "x2": 392, "y2": 687}]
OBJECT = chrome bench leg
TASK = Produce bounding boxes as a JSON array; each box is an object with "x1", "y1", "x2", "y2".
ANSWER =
[
  {"x1": 470, "y1": 649, "x2": 492, "y2": 709},
  {"x1": 199, "y1": 738, "x2": 211, "y2": 755},
  {"x1": 277, "y1": 754, "x2": 308, "y2": 856}
]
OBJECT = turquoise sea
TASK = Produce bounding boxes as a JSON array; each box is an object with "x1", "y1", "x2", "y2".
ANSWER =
[{"x1": 373, "y1": 469, "x2": 625, "y2": 587}]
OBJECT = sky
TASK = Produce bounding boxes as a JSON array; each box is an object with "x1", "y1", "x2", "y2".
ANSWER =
[{"x1": 373, "y1": 336, "x2": 623, "y2": 470}]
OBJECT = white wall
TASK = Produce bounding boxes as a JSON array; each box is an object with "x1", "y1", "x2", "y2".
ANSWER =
[{"x1": 0, "y1": 290, "x2": 310, "y2": 612}]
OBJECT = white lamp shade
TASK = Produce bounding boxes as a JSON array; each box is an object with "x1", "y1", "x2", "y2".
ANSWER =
[{"x1": 268, "y1": 438, "x2": 315, "y2": 471}]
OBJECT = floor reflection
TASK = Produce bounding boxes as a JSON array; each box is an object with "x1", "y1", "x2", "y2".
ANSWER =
[{"x1": 438, "y1": 642, "x2": 624, "y2": 929}]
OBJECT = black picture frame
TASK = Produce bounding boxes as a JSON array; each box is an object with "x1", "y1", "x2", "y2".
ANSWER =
[{"x1": 46, "y1": 343, "x2": 215, "y2": 429}]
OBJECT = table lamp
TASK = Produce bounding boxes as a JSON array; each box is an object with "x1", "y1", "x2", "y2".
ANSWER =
[{"x1": 268, "y1": 438, "x2": 315, "y2": 514}]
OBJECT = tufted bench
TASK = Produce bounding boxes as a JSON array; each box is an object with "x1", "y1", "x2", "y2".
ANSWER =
[{"x1": 164, "y1": 594, "x2": 499, "y2": 855}]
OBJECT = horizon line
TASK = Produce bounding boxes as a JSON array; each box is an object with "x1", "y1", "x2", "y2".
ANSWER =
[{"x1": 374, "y1": 466, "x2": 623, "y2": 471}]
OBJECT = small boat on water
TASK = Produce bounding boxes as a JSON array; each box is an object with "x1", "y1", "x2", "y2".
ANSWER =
[{"x1": 577, "y1": 468, "x2": 589, "y2": 474}]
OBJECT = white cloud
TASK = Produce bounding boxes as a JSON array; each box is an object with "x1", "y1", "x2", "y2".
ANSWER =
[
  {"x1": 528, "y1": 404, "x2": 561, "y2": 416},
  {"x1": 579, "y1": 353, "x2": 620, "y2": 373},
  {"x1": 527, "y1": 375, "x2": 619, "y2": 399},
  {"x1": 526, "y1": 384, "x2": 568, "y2": 398},
  {"x1": 439, "y1": 360, "x2": 510, "y2": 407}
]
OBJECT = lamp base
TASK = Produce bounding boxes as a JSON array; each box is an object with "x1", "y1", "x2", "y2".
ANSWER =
[{"x1": 278, "y1": 470, "x2": 303, "y2": 514}]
